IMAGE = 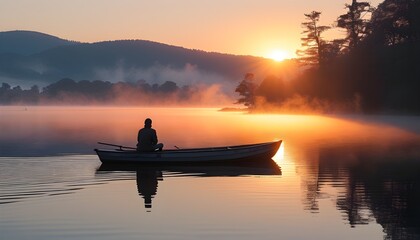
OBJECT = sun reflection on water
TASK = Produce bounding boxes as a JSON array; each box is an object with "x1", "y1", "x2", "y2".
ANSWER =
[
  {"x1": 1, "y1": 107, "x2": 420, "y2": 239},
  {"x1": 272, "y1": 141, "x2": 284, "y2": 164}
]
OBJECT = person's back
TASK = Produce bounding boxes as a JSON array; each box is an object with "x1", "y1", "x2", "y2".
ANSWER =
[
  {"x1": 137, "y1": 127, "x2": 158, "y2": 151},
  {"x1": 137, "y1": 118, "x2": 163, "y2": 152}
]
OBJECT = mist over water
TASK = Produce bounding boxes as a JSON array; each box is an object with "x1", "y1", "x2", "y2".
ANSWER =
[
  {"x1": 94, "y1": 63, "x2": 236, "y2": 91},
  {"x1": 1, "y1": 106, "x2": 420, "y2": 240},
  {"x1": 1, "y1": 106, "x2": 419, "y2": 157}
]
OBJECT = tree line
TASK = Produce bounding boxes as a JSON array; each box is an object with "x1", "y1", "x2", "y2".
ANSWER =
[
  {"x1": 236, "y1": 0, "x2": 420, "y2": 113},
  {"x1": 0, "y1": 78, "x2": 201, "y2": 105}
]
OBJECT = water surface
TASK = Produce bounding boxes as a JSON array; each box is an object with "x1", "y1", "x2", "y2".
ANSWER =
[{"x1": 1, "y1": 106, "x2": 420, "y2": 239}]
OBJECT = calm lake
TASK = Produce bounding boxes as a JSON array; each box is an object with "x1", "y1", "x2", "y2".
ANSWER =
[{"x1": 1, "y1": 106, "x2": 420, "y2": 240}]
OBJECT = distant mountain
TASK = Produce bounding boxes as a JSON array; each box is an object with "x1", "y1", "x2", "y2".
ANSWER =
[
  {"x1": 0, "y1": 31, "x2": 295, "y2": 89},
  {"x1": 0, "y1": 30, "x2": 78, "y2": 55}
]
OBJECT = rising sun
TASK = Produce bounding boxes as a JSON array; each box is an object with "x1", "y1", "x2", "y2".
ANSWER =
[{"x1": 267, "y1": 50, "x2": 290, "y2": 62}]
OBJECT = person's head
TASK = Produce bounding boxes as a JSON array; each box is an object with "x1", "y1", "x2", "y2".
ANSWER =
[{"x1": 144, "y1": 118, "x2": 152, "y2": 128}]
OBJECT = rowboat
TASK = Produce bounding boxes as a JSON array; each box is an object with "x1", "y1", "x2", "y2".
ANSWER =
[{"x1": 94, "y1": 140, "x2": 281, "y2": 164}]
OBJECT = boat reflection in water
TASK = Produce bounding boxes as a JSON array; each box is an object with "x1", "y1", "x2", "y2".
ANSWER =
[{"x1": 96, "y1": 160, "x2": 281, "y2": 210}]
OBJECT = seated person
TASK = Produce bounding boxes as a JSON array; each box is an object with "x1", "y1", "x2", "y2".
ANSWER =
[{"x1": 137, "y1": 118, "x2": 164, "y2": 152}]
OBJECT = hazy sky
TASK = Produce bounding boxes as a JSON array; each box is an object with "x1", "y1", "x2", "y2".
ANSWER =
[{"x1": 1, "y1": 0, "x2": 381, "y2": 58}]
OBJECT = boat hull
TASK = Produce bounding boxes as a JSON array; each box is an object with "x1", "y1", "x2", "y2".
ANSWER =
[
  {"x1": 95, "y1": 141, "x2": 281, "y2": 164},
  {"x1": 97, "y1": 159, "x2": 282, "y2": 176}
]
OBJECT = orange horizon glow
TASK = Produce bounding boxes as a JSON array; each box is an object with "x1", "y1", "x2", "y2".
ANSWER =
[{"x1": 0, "y1": 0, "x2": 383, "y2": 58}]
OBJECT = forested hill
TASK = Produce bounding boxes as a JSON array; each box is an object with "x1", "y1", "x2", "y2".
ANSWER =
[
  {"x1": 0, "y1": 31, "x2": 77, "y2": 55},
  {"x1": 30, "y1": 40, "x2": 275, "y2": 81},
  {"x1": 0, "y1": 31, "x2": 287, "y2": 88}
]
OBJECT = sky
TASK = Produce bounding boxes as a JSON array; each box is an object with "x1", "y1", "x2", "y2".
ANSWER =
[{"x1": 0, "y1": 0, "x2": 381, "y2": 59}]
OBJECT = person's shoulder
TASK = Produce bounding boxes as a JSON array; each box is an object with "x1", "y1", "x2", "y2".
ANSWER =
[{"x1": 141, "y1": 128, "x2": 155, "y2": 133}]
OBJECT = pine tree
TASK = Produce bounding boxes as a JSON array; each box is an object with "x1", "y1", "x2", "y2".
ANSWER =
[
  {"x1": 296, "y1": 11, "x2": 331, "y2": 67},
  {"x1": 337, "y1": 0, "x2": 373, "y2": 49}
]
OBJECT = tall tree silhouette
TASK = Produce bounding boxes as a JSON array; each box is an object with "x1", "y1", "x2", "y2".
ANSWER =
[
  {"x1": 296, "y1": 11, "x2": 331, "y2": 67},
  {"x1": 370, "y1": 0, "x2": 420, "y2": 45},
  {"x1": 337, "y1": 0, "x2": 373, "y2": 49}
]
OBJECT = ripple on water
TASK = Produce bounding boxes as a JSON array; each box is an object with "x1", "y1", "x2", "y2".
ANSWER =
[{"x1": 0, "y1": 155, "x2": 132, "y2": 205}]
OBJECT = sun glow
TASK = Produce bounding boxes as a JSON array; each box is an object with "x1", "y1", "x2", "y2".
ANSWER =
[
  {"x1": 272, "y1": 142, "x2": 285, "y2": 164},
  {"x1": 266, "y1": 50, "x2": 290, "y2": 62}
]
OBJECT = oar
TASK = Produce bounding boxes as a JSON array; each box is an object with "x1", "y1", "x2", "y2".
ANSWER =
[{"x1": 98, "y1": 142, "x2": 137, "y2": 150}]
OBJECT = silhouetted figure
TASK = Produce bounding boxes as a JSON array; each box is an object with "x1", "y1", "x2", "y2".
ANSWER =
[
  {"x1": 137, "y1": 118, "x2": 164, "y2": 152},
  {"x1": 136, "y1": 169, "x2": 163, "y2": 209}
]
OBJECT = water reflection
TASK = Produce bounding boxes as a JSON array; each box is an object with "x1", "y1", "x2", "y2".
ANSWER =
[
  {"x1": 96, "y1": 160, "x2": 281, "y2": 210},
  {"x1": 136, "y1": 169, "x2": 162, "y2": 209},
  {"x1": 302, "y1": 143, "x2": 420, "y2": 240},
  {"x1": 2, "y1": 107, "x2": 420, "y2": 239}
]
